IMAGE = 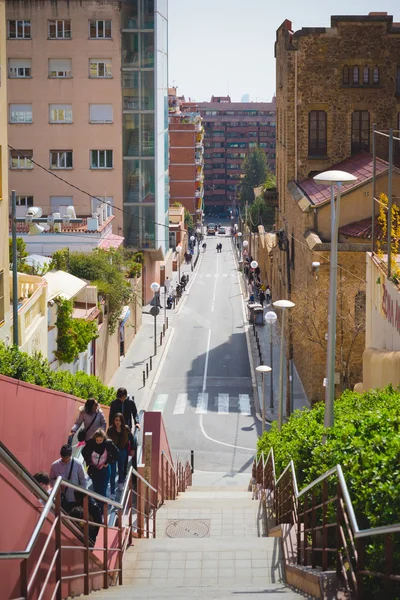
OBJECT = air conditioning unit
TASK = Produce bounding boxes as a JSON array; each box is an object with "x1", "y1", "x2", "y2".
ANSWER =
[
  {"x1": 52, "y1": 212, "x2": 61, "y2": 233},
  {"x1": 67, "y1": 205, "x2": 76, "y2": 219}
]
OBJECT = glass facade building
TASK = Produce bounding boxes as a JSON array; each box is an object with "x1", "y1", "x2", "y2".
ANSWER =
[{"x1": 121, "y1": 0, "x2": 169, "y2": 255}]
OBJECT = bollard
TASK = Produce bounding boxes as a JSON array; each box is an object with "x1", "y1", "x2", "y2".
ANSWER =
[
  {"x1": 160, "y1": 333, "x2": 163, "y2": 346},
  {"x1": 150, "y1": 355, "x2": 153, "y2": 370},
  {"x1": 163, "y1": 323, "x2": 165, "y2": 337},
  {"x1": 191, "y1": 450, "x2": 194, "y2": 474},
  {"x1": 166, "y1": 317, "x2": 169, "y2": 329},
  {"x1": 143, "y1": 371, "x2": 146, "y2": 387},
  {"x1": 146, "y1": 363, "x2": 149, "y2": 378}
]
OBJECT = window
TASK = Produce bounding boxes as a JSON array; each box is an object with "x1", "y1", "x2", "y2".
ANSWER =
[
  {"x1": 372, "y1": 66, "x2": 379, "y2": 85},
  {"x1": 89, "y1": 59, "x2": 112, "y2": 78},
  {"x1": 0, "y1": 271, "x2": 4, "y2": 325},
  {"x1": 8, "y1": 20, "x2": 31, "y2": 39},
  {"x1": 50, "y1": 196, "x2": 73, "y2": 214},
  {"x1": 308, "y1": 110, "x2": 327, "y2": 157},
  {"x1": 90, "y1": 150, "x2": 113, "y2": 169},
  {"x1": 10, "y1": 150, "x2": 33, "y2": 169},
  {"x1": 48, "y1": 19, "x2": 71, "y2": 39},
  {"x1": 50, "y1": 104, "x2": 72, "y2": 123},
  {"x1": 49, "y1": 58, "x2": 72, "y2": 78},
  {"x1": 351, "y1": 111, "x2": 370, "y2": 154},
  {"x1": 89, "y1": 104, "x2": 113, "y2": 123},
  {"x1": 10, "y1": 104, "x2": 32, "y2": 123},
  {"x1": 9, "y1": 58, "x2": 31, "y2": 78},
  {"x1": 89, "y1": 20, "x2": 111, "y2": 39},
  {"x1": 16, "y1": 196, "x2": 33, "y2": 207},
  {"x1": 363, "y1": 65, "x2": 369, "y2": 85},
  {"x1": 50, "y1": 150, "x2": 73, "y2": 169},
  {"x1": 352, "y1": 66, "x2": 359, "y2": 85}
]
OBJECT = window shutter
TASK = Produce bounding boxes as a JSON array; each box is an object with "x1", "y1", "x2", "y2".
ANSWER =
[
  {"x1": 89, "y1": 104, "x2": 113, "y2": 123},
  {"x1": 49, "y1": 58, "x2": 72, "y2": 71},
  {"x1": 11, "y1": 103, "x2": 32, "y2": 112},
  {"x1": 9, "y1": 58, "x2": 31, "y2": 69}
]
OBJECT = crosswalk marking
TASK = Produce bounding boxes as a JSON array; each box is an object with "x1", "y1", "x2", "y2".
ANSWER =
[
  {"x1": 173, "y1": 393, "x2": 188, "y2": 415},
  {"x1": 153, "y1": 394, "x2": 168, "y2": 413},
  {"x1": 196, "y1": 392, "x2": 209, "y2": 414},
  {"x1": 238, "y1": 394, "x2": 251, "y2": 416},
  {"x1": 218, "y1": 393, "x2": 229, "y2": 414}
]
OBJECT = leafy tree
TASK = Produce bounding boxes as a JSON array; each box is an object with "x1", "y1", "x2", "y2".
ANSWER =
[
  {"x1": 239, "y1": 147, "x2": 268, "y2": 205},
  {"x1": 50, "y1": 248, "x2": 69, "y2": 271},
  {"x1": 55, "y1": 297, "x2": 98, "y2": 364},
  {"x1": 9, "y1": 237, "x2": 29, "y2": 271},
  {"x1": 248, "y1": 196, "x2": 275, "y2": 232},
  {"x1": 184, "y1": 208, "x2": 194, "y2": 231},
  {"x1": 0, "y1": 342, "x2": 115, "y2": 404}
]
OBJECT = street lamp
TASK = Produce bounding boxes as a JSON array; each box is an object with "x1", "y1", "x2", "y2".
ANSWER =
[
  {"x1": 176, "y1": 245, "x2": 182, "y2": 283},
  {"x1": 150, "y1": 281, "x2": 160, "y2": 357},
  {"x1": 313, "y1": 170, "x2": 357, "y2": 429},
  {"x1": 250, "y1": 260, "x2": 258, "y2": 270},
  {"x1": 196, "y1": 229, "x2": 201, "y2": 256},
  {"x1": 273, "y1": 299, "x2": 295, "y2": 431},
  {"x1": 264, "y1": 311, "x2": 277, "y2": 411},
  {"x1": 256, "y1": 365, "x2": 272, "y2": 433}
]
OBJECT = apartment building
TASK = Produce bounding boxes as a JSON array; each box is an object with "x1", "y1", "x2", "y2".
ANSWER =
[
  {"x1": 182, "y1": 96, "x2": 276, "y2": 215},
  {"x1": 168, "y1": 89, "x2": 204, "y2": 223},
  {"x1": 0, "y1": 0, "x2": 11, "y2": 344},
  {"x1": 6, "y1": 0, "x2": 170, "y2": 298},
  {"x1": 272, "y1": 13, "x2": 400, "y2": 402}
]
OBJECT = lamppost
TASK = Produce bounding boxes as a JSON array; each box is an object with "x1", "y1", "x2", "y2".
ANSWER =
[
  {"x1": 237, "y1": 232, "x2": 242, "y2": 259},
  {"x1": 196, "y1": 228, "x2": 201, "y2": 256},
  {"x1": 190, "y1": 235, "x2": 195, "y2": 266},
  {"x1": 273, "y1": 299, "x2": 295, "y2": 431},
  {"x1": 256, "y1": 365, "x2": 272, "y2": 433},
  {"x1": 176, "y1": 244, "x2": 182, "y2": 283},
  {"x1": 313, "y1": 170, "x2": 357, "y2": 429},
  {"x1": 150, "y1": 282, "x2": 160, "y2": 356},
  {"x1": 264, "y1": 311, "x2": 277, "y2": 411}
]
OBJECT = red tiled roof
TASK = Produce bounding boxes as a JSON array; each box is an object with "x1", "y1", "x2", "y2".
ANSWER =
[
  {"x1": 98, "y1": 234, "x2": 124, "y2": 250},
  {"x1": 339, "y1": 217, "x2": 388, "y2": 241},
  {"x1": 298, "y1": 151, "x2": 389, "y2": 206}
]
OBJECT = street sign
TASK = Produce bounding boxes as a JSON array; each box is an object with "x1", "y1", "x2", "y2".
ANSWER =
[{"x1": 150, "y1": 307, "x2": 160, "y2": 317}]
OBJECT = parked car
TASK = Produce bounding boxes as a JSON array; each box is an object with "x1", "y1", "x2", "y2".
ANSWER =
[
  {"x1": 207, "y1": 223, "x2": 216, "y2": 235},
  {"x1": 218, "y1": 227, "x2": 226, "y2": 234}
]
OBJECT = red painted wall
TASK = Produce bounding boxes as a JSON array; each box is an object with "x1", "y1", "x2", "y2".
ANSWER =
[
  {"x1": 0, "y1": 374, "x2": 110, "y2": 475},
  {"x1": 143, "y1": 412, "x2": 174, "y2": 505}
]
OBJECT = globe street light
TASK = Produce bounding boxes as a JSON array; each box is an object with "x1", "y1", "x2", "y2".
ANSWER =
[
  {"x1": 237, "y1": 231, "x2": 242, "y2": 257},
  {"x1": 273, "y1": 299, "x2": 295, "y2": 431},
  {"x1": 150, "y1": 281, "x2": 160, "y2": 356},
  {"x1": 250, "y1": 260, "x2": 258, "y2": 270},
  {"x1": 256, "y1": 365, "x2": 272, "y2": 433},
  {"x1": 176, "y1": 245, "x2": 182, "y2": 283},
  {"x1": 264, "y1": 311, "x2": 277, "y2": 411},
  {"x1": 313, "y1": 170, "x2": 357, "y2": 430}
]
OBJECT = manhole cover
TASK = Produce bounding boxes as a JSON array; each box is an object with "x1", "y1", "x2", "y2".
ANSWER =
[{"x1": 165, "y1": 519, "x2": 210, "y2": 538}]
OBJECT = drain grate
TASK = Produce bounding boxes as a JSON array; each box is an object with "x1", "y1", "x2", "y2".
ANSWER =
[{"x1": 165, "y1": 519, "x2": 210, "y2": 538}]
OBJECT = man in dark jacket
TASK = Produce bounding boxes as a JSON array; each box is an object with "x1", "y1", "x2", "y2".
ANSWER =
[{"x1": 109, "y1": 387, "x2": 141, "y2": 431}]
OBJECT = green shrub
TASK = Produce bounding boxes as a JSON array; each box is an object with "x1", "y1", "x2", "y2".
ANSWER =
[
  {"x1": 54, "y1": 297, "x2": 98, "y2": 364},
  {"x1": 0, "y1": 343, "x2": 115, "y2": 405}
]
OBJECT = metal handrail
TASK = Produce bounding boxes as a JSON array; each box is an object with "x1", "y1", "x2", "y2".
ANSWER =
[
  {"x1": 134, "y1": 409, "x2": 145, "y2": 465},
  {"x1": 258, "y1": 448, "x2": 400, "y2": 539},
  {"x1": 161, "y1": 450, "x2": 175, "y2": 470}
]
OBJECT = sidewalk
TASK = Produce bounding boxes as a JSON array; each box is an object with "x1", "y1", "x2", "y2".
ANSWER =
[
  {"x1": 109, "y1": 252, "x2": 200, "y2": 410},
  {"x1": 231, "y1": 238, "x2": 309, "y2": 424}
]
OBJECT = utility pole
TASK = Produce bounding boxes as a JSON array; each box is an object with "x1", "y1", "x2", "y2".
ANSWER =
[{"x1": 11, "y1": 190, "x2": 19, "y2": 346}]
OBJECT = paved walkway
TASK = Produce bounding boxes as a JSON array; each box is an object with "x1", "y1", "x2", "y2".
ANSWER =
[{"x1": 110, "y1": 250, "x2": 202, "y2": 410}]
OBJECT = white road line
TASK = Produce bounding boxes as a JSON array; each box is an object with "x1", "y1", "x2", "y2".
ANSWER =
[
  {"x1": 199, "y1": 414, "x2": 254, "y2": 451},
  {"x1": 239, "y1": 394, "x2": 251, "y2": 416},
  {"x1": 211, "y1": 256, "x2": 219, "y2": 312},
  {"x1": 174, "y1": 393, "x2": 188, "y2": 415},
  {"x1": 202, "y1": 329, "x2": 212, "y2": 393},
  {"x1": 196, "y1": 392, "x2": 209, "y2": 414},
  {"x1": 218, "y1": 393, "x2": 229, "y2": 414},
  {"x1": 153, "y1": 394, "x2": 168, "y2": 413}
]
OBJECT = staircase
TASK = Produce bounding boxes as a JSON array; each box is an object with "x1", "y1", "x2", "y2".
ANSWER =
[{"x1": 81, "y1": 474, "x2": 307, "y2": 599}]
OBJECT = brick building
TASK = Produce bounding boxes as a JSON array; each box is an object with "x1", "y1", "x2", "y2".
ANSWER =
[
  {"x1": 271, "y1": 13, "x2": 400, "y2": 403},
  {"x1": 168, "y1": 89, "x2": 204, "y2": 225},
  {"x1": 182, "y1": 96, "x2": 276, "y2": 216}
]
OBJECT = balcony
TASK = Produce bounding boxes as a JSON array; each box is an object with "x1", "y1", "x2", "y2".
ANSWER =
[
  {"x1": 10, "y1": 272, "x2": 48, "y2": 356},
  {"x1": 195, "y1": 171, "x2": 204, "y2": 183}
]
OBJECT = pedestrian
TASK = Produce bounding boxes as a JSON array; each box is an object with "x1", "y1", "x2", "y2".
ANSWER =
[
  {"x1": 266, "y1": 285, "x2": 272, "y2": 305},
  {"x1": 259, "y1": 289, "x2": 266, "y2": 307},
  {"x1": 34, "y1": 471, "x2": 52, "y2": 494},
  {"x1": 69, "y1": 398, "x2": 106, "y2": 444},
  {"x1": 109, "y1": 387, "x2": 141, "y2": 433},
  {"x1": 202, "y1": 242, "x2": 207, "y2": 252},
  {"x1": 50, "y1": 444, "x2": 87, "y2": 512},
  {"x1": 72, "y1": 490, "x2": 102, "y2": 545},
  {"x1": 107, "y1": 413, "x2": 134, "y2": 499},
  {"x1": 248, "y1": 281, "x2": 254, "y2": 301},
  {"x1": 82, "y1": 429, "x2": 118, "y2": 504}
]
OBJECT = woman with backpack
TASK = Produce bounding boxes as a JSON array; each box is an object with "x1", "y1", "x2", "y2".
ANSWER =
[
  {"x1": 69, "y1": 398, "x2": 106, "y2": 444},
  {"x1": 82, "y1": 429, "x2": 118, "y2": 504},
  {"x1": 107, "y1": 413, "x2": 134, "y2": 499}
]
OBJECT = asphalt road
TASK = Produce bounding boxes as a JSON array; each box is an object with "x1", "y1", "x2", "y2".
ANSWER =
[{"x1": 148, "y1": 231, "x2": 260, "y2": 474}]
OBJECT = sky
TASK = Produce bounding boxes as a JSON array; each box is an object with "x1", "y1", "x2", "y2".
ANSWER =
[{"x1": 168, "y1": 0, "x2": 399, "y2": 103}]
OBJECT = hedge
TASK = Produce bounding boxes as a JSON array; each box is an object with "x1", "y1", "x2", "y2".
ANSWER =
[{"x1": 0, "y1": 343, "x2": 115, "y2": 405}]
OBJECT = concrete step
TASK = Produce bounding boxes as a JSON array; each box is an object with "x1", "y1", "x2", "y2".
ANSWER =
[
  {"x1": 191, "y1": 470, "x2": 252, "y2": 488},
  {"x1": 84, "y1": 583, "x2": 307, "y2": 599}
]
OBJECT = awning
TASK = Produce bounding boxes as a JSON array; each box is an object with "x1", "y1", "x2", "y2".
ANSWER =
[{"x1": 44, "y1": 270, "x2": 87, "y2": 301}]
